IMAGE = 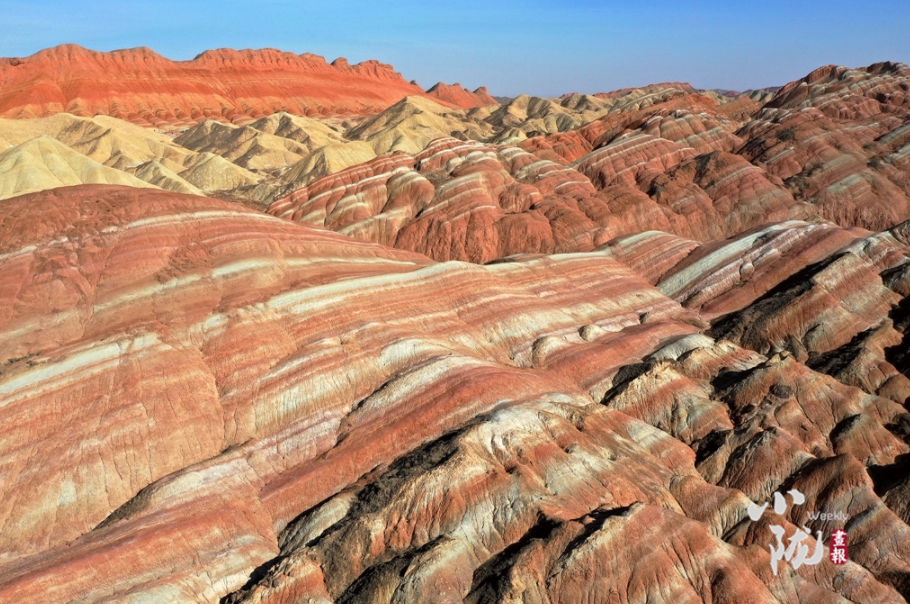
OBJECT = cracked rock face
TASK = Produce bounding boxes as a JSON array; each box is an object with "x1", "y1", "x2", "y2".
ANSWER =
[{"x1": 0, "y1": 184, "x2": 908, "y2": 604}]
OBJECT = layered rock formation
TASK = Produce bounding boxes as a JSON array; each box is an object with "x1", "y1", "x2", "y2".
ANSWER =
[
  {"x1": 0, "y1": 134, "x2": 157, "y2": 199},
  {"x1": 0, "y1": 90, "x2": 634, "y2": 203},
  {"x1": 1, "y1": 50, "x2": 807, "y2": 207},
  {"x1": 0, "y1": 44, "x2": 480, "y2": 127},
  {"x1": 738, "y1": 62, "x2": 910, "y2": 230},
  {"x1": 267, "y1": 135, "x2": 803, "y2": 261},
  {"x1": 426, "y1": 82, "x2": 497, "y2": 108},
  {"x1": 269, "y1": 62, "x2": 910, "y2": 261},
  {"x1": 0, "y1": 113, "x2": 238, "y2": 199},
  {"x1": 0, "y1": 184, "x2": 908, "y2": 604},
  {"x1": 2, "y1": 58, "x2": 910, "y2": 604}
]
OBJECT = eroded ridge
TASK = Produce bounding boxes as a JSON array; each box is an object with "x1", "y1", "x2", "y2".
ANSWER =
[{"x1": 0, "y1": 184, "x2": 908, "y2": 602}]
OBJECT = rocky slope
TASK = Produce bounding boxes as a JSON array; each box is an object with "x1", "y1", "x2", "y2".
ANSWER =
[
  {"x1": 0, "y1": 44, "x2": 479, "y2": 128},
  {"x1": 1, "y1": 59, "x2": 910, "y2": 604},
  {"x1": 0, "y1": 50, "x2": 798, "y2": 206},
  {"x1": 426, "y1": 82, "x2": 497, "y2": 108},
  {"x1": 0, "y1": 184, "x2": 908, "y2": 604},
  {"x1": 0, "y1": 91, "x2": 630, "y2": 202},
  {"x1": 269, "y1": 62, "x2": 910, "y2": 261}
]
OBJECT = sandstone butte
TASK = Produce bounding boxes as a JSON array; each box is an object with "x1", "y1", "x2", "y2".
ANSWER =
[
  {"x1": 0, "y1": 44, "x2": 493, "y2": 129},
  {"x1": 0, "y1": 183, "x2": 909, "y2": 604}
]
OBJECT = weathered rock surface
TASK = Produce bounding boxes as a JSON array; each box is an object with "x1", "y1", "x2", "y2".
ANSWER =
[
  {"x1": 0, "y1": 184, "x2": 908, "y2": 603},
  {"x1": 269, "y1": 136, "x2": 808, "y2": 262},
  {"x1": 268, "y1": 62, "x2": 910, "y2": 260},
  {"x1": 0, "y1": 134, "x2": 157, "y2": 199},
  {"x1": 0, "y1": 44, "x2": 483, "y2": 127},
  {"x1": 0, "y1": 91, "x2": 628, "y2": 205},
  {"x1": 15, "y1": 57, "x2": 902, "y2": 215},
  {"x1": 426, "y1": 82, "x2": 498, "y2": 108},
  {"x1": 0, "y1": 113, "x2": 270, "y2": 199},
  {"x1": 734, "y1": 62, "x2": 910, "y2": 231},
  {"x1": 3, "y1": 58, "x2": 910, "y2": 604}
]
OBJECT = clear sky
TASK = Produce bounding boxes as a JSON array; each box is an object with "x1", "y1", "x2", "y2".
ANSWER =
[{"x1": 1, "y1": 0, "x2": 907, "y2": 97}]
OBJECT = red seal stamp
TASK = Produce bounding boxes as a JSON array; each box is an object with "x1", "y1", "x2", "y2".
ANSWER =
[{"x1": 830, "y1": 529, "x2": 848, "y2": 565}]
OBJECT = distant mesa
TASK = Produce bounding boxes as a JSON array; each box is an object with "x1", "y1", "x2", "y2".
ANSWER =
[
  {"x1": 0, "y1": 44, "x2": 493, "y2": 129},
  {"x1": 711, "y1": 89, "x2": 743, "y2": 97},
  {"x1": 426, "y1": 82, "x2": 498, "y2": 108}
]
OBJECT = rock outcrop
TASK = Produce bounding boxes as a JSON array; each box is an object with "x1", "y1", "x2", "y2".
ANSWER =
[
  {"x1": 427, "y1": 82, "x2": 498, "y2": 108},
  {"x1": 737, "y1": 62, "x2": 910, "y2": 231},
  {"x1": 0, "y1": 184, "x2": 909, "y2": 603},
  {"x1": 268, "y1": 136, "x2": 806, "y2": 262},
  {"x1": 2, "y1": 58, "x2": 910, "y2": 604},
  {"x1": 0, "y1": 45, "x2": 482, "y2": 128},
  {"x1": 269, "y1": 62, "x2": 910, "y2": 260}
]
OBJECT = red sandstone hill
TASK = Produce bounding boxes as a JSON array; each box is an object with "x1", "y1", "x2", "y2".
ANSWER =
[
  {"x1": 1, "y1": 184, "x2": 909, "y2": 603},
  {"x1": 0, "y1": 44, "x2": 489, "y2": 128},
  {"x1": 426, "y1": 81, "x2": 497, "y2": 107},
  {"x1": 267, "y1": 59, "x2": 910, "y2": 264},
  {"x1": 2, "y1": 60, "x2": 910, "y2": 604}
]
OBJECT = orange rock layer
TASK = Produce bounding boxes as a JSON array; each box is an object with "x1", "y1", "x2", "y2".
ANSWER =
[
  {"x1": 426, "y1": 82, "x2": 498, "y2": 108},
  {"x1": 0, "y1": 44, "x2": 485, "y2": 129}
]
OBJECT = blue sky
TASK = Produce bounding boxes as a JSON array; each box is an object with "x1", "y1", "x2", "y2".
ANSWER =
[{"x1": 1, "y1": 0, "x2": 907, "y2": 96}]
